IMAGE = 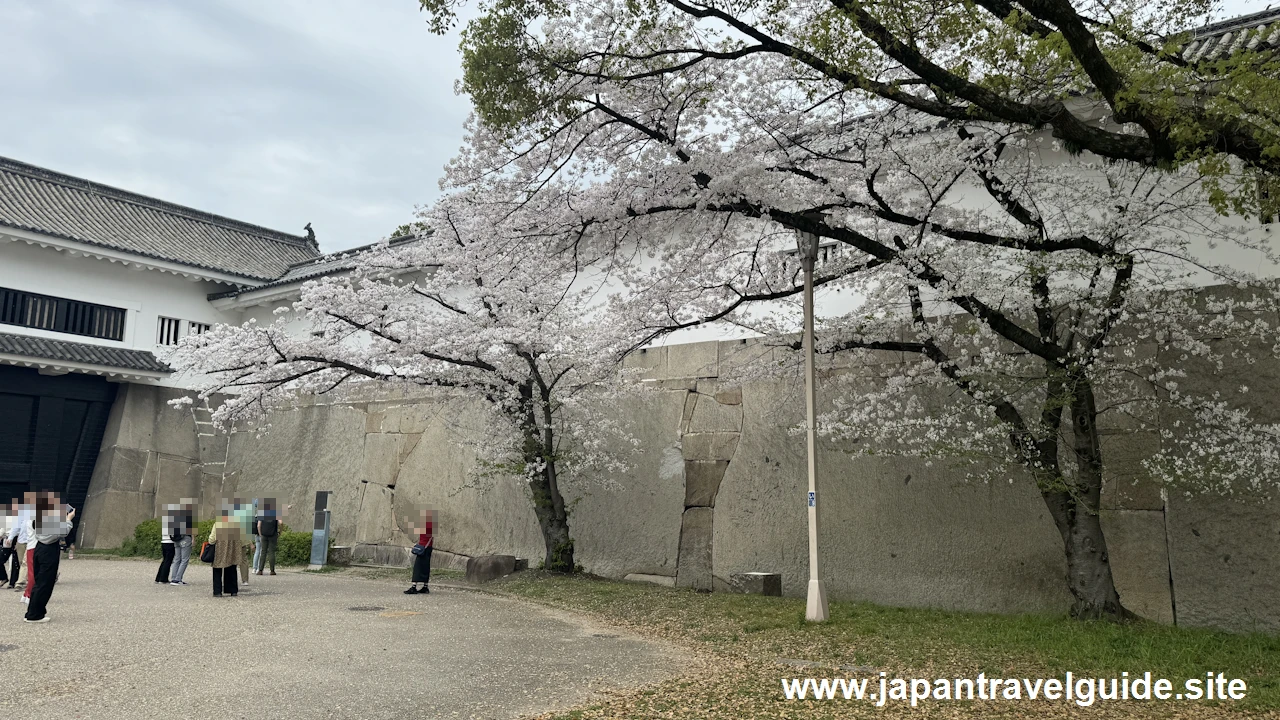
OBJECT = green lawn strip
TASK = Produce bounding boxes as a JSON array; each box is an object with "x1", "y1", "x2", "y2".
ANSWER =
[{"x1": 493, "y1": 573, "x2": 1278, "y2": 715}]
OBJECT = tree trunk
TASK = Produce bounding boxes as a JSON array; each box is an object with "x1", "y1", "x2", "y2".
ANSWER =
[
  {"x1": 1040, "y1": 489, "x2": 1126, "y2": 620},
  {"x1": 520, "y1": 385, "x2": 574, "y2": 572},
  {"x1": 1039, "y1": 377, "x2": 1129, "y2": 620}
]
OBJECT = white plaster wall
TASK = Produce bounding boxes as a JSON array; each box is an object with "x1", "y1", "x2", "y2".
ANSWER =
[{"x1": 0, "y1": 237, "x2": 244, "y2": 385}]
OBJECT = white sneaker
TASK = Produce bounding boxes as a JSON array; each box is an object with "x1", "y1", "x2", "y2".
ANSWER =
[
  {"x1": 169, "y1": 581, "x2": 180, "y2": 586},
  {"x1": 23, "y1": 616, "x2": 49, "y2": 623}
]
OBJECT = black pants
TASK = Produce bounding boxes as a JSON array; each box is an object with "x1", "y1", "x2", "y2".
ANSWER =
[
  {"x1": 156, "y1": 543, "x2": 175, "y2": 583},
  {"x1": 5, "y1": 546, "x2": 17, "y2": 587},
  {"x1": 412, "y1": 546, "x2": 432, "y2": 585},
  {"x1": 212, "y1": 566, "x2": 238, "y2": 596},
  {"x1": 25, "y1": 541, "x2": 60, "y2": 621}
]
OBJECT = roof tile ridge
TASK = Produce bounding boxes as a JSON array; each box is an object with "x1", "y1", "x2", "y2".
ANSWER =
[
  {"x1": 279, "y1": 233, "x2": 422, "y2": 270},
  {"x1": 1190, "y1": 7, "x2": 1280, "y2": 38},
  {"x1": 0, "y1": 155, "x2": 314, "y2": 249}
]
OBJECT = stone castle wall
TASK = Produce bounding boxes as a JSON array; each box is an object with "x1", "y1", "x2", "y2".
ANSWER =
[{"x1": 81, "y1": 338, "x2": 1280, "y2": 634}]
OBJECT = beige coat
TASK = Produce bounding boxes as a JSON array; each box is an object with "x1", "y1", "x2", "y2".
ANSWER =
[{"x1": 208, "y1": 521, "x2": 245, "y2": 569}]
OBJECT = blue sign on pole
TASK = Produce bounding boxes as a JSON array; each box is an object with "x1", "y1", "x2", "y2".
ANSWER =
[{"x1": 807, "y1": 491, "x2": 816, "y2": 508}]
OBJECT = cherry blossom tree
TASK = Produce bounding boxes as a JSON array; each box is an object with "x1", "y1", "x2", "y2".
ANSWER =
[
  {"x1": 425, "y1": 0, "x2": 1280, "y2": 181},
  {"x1": 167, "y1": 191, "x2": 629, "y2": 572},
  {"x1": 402, "y1": 0, "x2": 1280, "y2": 619}
]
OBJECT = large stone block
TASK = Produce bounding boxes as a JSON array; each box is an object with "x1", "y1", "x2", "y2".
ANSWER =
[
  {"x1": 622, "y1": 346, "x2": 668, "y2": 379},
  {"x1": 714, "y1": 387, "x2": 742, "y2": 405},
  {"x1": 666, "y1": 341, "x2": 719, "y2": 379},
  {"x1": 729, "y1": 572, "x2": 782, "y2": 596},
  {"x1": 624, "y1": 573, "x2": 676, "y2": 587},
  {"x1": 362, "y1": 433, "x2": 405, "y2": 487},
  {"x1": 396, "y1": 404, "x2": 431, "y2": 434},
  {"x1": 155, "y1": 456, "x2": 200, "y2": 504},
  {"x1": 681, "y1": 432, "x2": 740, "y2": 462},
  {"x1": 351, "y1": 543, "x2": 411, "y2": 567},
  {"x1": 466, "y1": 554, "x2": 519, "y2": 583},
  {"x1": 95, "y1": 446, "x2": 152, "y2": 492},
  {"x1": 1101, "y1": 509, "x2": 1174, "y2": 624},
  {"x1": 78, "y1": 489, "x2": 154, "y2": 549},
  {"x1": 712, "y1": 377, "x2": 1073, "y2": 613},
  {"x1": 355, "y1": 482, "x2": 397, "y2": 544},
  {"x1": 688, "y1": 393, "x2": 743, "y2": 433},
  {"x1": 224, "y1": 402, "x2": 368, "y2": 546},
  {"x1": 565, "y1": 389, "x2": 686, "y2": 579},
  {"x1": 717, "y1": 337, "x2": 774, "y2": 375},
  {"x1": 684, "y1": 460, "x2": 729, "y2": 508},
  {"x1": 676, "y1": 507, "x2": 714, "y2": 591},
  {"x1": 1166, "y1": 492, "x2": 1280, "y2": 633},
  {"x1": 1101, "y1": 432, "x2": 1163, "y2": 511},
  {"x1": 328, "y1": 546, "x2": 354, "y2": 566}
]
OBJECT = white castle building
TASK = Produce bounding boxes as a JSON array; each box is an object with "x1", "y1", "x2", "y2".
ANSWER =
[{"x1": 0, "y1": 156, "x2": 391, "y2": 510}]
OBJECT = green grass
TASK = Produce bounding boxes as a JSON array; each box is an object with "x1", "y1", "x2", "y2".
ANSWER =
[{"x1": 493, "y1": 572, "x2": 1280, "y2": 716}]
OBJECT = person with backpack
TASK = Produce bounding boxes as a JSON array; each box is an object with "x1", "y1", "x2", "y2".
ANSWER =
[
  {"x1": 169, "y1": 499, "x2": 195, "y2": 586},
  {"x1": 156, "y1": 504, "x2": 177, "y2": 584},
  {"x1": 255, "y1": 498, "x2": 280, "y2": 576}
]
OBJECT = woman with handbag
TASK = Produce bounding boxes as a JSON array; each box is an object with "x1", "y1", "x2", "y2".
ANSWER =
[
  {"x1": 405, "y1": 508, "x2": 434, "y2": 595},
  {"x1": 207, "y1": 507, "x2": 244, "y2": 597}
]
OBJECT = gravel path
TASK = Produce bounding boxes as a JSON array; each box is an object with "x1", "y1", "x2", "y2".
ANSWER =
[{"x1": 0, "y1": 558, "x2": 683, "y2": 720}]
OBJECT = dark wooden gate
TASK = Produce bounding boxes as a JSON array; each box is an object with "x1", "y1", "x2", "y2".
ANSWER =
[{"x1": 0, "y1": 365, "x2": 116, "y2": 511}]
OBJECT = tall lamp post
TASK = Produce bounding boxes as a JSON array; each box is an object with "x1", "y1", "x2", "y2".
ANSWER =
[{"x1": 796, "y1": 227, "x2": 829, "y2": 622}]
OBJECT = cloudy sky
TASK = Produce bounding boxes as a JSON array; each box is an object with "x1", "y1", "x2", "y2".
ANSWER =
[
  {"x1": 1, "y1": 0, "x2": 471, "y2": 252},
  {"x1": 1, "y1": 0, "x2": 1272, "y2": 253}
]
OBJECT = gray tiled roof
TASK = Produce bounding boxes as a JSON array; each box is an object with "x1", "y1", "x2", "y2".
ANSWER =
[
  {"x1": 0, "y1": 331, "x2": 170, "y2": 374},
  {"x1": 1182, "y1": 8, "x2": 1280, "y2": 63},
  {"x1": 208, "y1": 234, "x2": 424, "y2": 300},
  {"x1": 0, "y1": 157, "x2": 320, "y2": 281}
]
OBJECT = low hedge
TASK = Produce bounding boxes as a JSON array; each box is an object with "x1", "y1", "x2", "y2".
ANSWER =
[{"x1": 119, "y1": 519, "x2": 327, "y2": 566}]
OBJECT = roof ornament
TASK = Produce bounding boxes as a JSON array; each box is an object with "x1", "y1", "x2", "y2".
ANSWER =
[{"x1": 304, "y1": 222, "x2": 318, "y2": 251}]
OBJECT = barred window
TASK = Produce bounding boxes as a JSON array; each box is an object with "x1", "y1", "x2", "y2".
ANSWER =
[
  {"x1": 189, "y1": 322, "x2": 212, "y2": 335},
  {"x1": 157, "y1": 317, "x2": 182, "y2": 346},
  {"x1": 0, "y1": 287, "x2": 126, "y2": 341}
]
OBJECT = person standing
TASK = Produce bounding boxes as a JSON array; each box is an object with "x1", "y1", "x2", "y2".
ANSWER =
[
  {"x1": 169, "y1": 500, "x2": 195, "y2": 586},
  {"x1": 254, "y1": 499, "x2": 279, "y2": 576},
  {"x1": 209, "y1": 507, "x2": 244, "y2": 598},
  {"x1": 251, "y1": 498, "x2": 263, "y2": 575},
  {"x1": 24, "y1": 493, "x2": 74, "y2": 623},
  {"x1": 8, "y1": 494, "x2": 36, "y2": 604},
  {"x1": 156, "y1": 504, "x2": 177, "y2": 585},
  {"x1": 0, "y1": 503, "x2": 12, "y2": 588},
  {"x1": 232, "y1": 498, "x2": 252, "y2": 587},
  {"x1": 2, "y1": 500, "x2": 19, "y2": 589},
  {"x1": 405, "y1": 508, "x2": 434, "y2": 595}
]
